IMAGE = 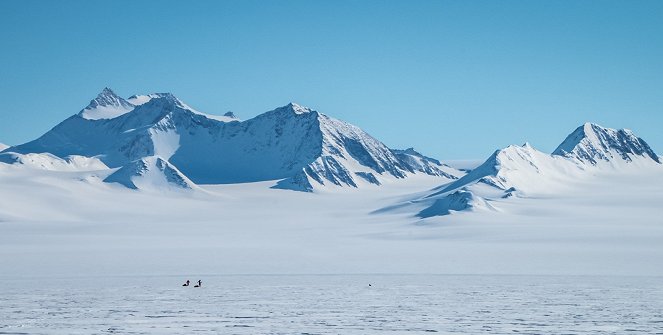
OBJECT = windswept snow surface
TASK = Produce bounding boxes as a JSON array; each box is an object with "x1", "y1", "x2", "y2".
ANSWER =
[
  {"x1": 0, "y1": 142, "x2": 8, "y2": 151},
  {"x1": 1, "y1": 275, "x2": 661, "y2": 334},
  {"x1": 0, "y1": 163, "x2": 662, "y2": 277}
]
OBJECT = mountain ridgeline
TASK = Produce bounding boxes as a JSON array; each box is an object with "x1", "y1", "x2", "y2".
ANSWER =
[
  {"x1": 4, "y1": 88, "x2": 457, "y2": 191},
  {"x1": 1, "y1": 88, "x2": 659, "y2": 201}
]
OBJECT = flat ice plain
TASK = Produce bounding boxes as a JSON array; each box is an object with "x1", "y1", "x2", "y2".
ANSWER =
[
  {"x1": 2, "y1": 275, "x2": 662, "y2": 334},
  {"x1": 1, "y1": 159, "x2": 662, "y2": 334}
]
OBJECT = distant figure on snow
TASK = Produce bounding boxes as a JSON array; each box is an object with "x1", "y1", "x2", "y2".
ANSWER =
[
  {"x1": 183, "y1": 280, "x2": 190, "y2": 287},
  {"x1": 194, "y1": 280, "x2": 202, "y2": 288}
]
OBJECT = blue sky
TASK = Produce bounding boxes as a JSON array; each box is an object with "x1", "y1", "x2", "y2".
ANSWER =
[{"x1": 1, "y1": 0, "x2": 662, "y2": 159}]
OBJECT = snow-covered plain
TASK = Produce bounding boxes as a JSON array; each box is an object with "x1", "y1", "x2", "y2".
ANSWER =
[{"x1": 1, "y1": 162, "x2": 662, "y2": 277}]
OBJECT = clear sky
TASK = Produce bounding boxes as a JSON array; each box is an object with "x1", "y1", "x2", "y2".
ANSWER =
[{"x1": 1, "y1": 0, "x2": 662, "y2": 160}]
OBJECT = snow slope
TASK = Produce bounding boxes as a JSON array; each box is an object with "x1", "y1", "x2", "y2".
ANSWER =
[
  {"x1": 0, "y1": 143, "x2": 8, "y2": 151},
  {"x1": 9, "y1": 90, "x2": 456, "y2": 191}
]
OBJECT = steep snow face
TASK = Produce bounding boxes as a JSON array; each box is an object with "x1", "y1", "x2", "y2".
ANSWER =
[
  {"x1": 173, "y1": 102, "x2": 435, "y2": 190},
  {"x1": 0, "y1": 143, "x2": 8, "y2": 151},
  {"x1": 170, "y1": 102, "x2": 324, "y2": 185},
  {"x1": 274, "y1": 105, "x2": 461, "y2": 191},
  {"x1": 104, "y1": 156, "x2": 197, "y2": 191},
  {"x1": 283, "y1": 111, "x2": 410, "y2": 191},
  {"x1": 79, "y1": 88, "x2": 135, "y2": 120},
  {"x1": 553, "y1": 123, "x2": 661, "y2": 165}
]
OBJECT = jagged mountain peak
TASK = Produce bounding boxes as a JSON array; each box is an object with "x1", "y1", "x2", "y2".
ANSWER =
[
  {"x1": 285, "y1": 102, "x2": 314, "y2": 114},
  {"x1": 553, "y1": 122, "x2": 660, "y2": 164},
  {"x1": 87, "y1": 87, "x2": 129, "y2": 107},
  {"x1": 79, "y1": 87, "x2": 135, "y2": 120}
]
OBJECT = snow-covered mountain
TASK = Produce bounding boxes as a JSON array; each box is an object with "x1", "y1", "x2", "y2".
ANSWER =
[
  {"x1": 553, "y1": 122, "x2": 661, "y2": 165},
  {"x1": 6, "y1": 88, "x2": 454, "y2": 191},
  {"x1": 0, "y1": 143, "x2": 8, "y2": 151},
  {"x1": 391, "y1": 123, "x2": 662, "y2": 218}
]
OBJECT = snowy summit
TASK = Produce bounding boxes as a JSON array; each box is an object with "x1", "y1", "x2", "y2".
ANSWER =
[{"x1": 553, "y1": 122, "x2": 661, "y2": 165}]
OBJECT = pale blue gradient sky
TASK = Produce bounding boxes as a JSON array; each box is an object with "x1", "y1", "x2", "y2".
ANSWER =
[{"x1": 1, "y1": 0, "x2": 662, "y2": 159}]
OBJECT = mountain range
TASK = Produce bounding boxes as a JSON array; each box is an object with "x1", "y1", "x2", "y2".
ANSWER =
[
  {"x1": 1, "y1": 88, "x2": 660, "y2": 217},
  {"x1": 2, "y1": 88, "x2": 458, "y2": 192}
]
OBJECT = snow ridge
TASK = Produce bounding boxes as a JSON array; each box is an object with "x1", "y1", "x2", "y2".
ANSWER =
[{"x1": 0, "y1": 152, "x2": 108, "y2": 171}]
